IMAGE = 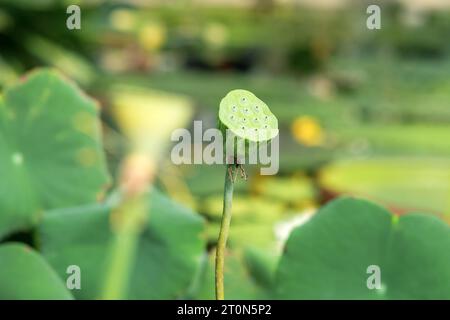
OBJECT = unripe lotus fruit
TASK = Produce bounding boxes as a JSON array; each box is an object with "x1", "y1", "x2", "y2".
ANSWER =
[{"x1": 218, "y1": 89, "x2": 278, "y2": 159}]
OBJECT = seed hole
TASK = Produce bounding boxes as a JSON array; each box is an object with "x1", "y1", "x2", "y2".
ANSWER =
[{"x1": 232, "y1": 106, "x2": 237, "y2": 112}]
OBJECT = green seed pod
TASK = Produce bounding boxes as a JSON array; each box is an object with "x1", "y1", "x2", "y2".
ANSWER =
[
  {"x1": 218, "y1": 90, "x2": 278, "y2": 160},
  {"x1": 215, "y1": 90, "x2": 278, "y2": 299}
]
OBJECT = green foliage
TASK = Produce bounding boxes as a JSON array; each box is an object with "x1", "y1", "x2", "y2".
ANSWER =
[
  {"x1": 254, "y1": 176, "x2": 316, "y2": 206},
  {"x1": 276, "y1": 197, "x2": 450, "y2": 299},
  {"x1": 0, "y1": 69, "x2": 110, "y2": 239},
  {"x1": 0, "y1": 243, "x2": 73, "y2": 300},
  {"x1": 243, "y1": 247, "x2": 278, "y2": 290},
  {"x1": 118, "y1": 71, "x2": 357, "y2": 127},
  {"x1": 38, "y1": 188, "x2": 206, "y2": 299},
  {"x1": 1, "y1": 4, "x2": 450, "y2": 299},
  {"x1": 335, "y1": 125, "x2": 450, "y2": 157},
  {"x1": 0, "y1": 69, "x2": 209, "y2": 300},
  {"x1": 320, "y1": 158, "x2": 450, "y2": 214}
]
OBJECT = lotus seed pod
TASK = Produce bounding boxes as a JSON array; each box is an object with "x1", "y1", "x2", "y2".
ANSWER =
[{"x1": 218, "y1": 90, "x2": 278, "y2": 149}]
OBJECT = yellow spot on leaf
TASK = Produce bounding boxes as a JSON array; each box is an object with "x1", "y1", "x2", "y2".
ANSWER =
[
  {"x1": 77, "y1": 147, "x2": 97, "y2": 167},
  {"x1": 73, "y1": 112, "x2": 94, "y2": 136}
]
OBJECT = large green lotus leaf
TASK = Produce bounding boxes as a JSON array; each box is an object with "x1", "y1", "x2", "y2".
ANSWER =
[
  {"x1": 38, "y1": 189, "x2": 206, "y2": 299},
  {"x1": 243, "y1": 247, "x2": 278, "y2": 289},
  {"x1": 0, "y1": 243, "x2": 73, "y2": 299},
  {"x1": 320, "y1": 158, "x2": 450, "y2": 214},
  {"x1": 276, "y1": 197, "x2": 450, "y2": 299},
  {"x1": 335, "y1": 125, "x2": 450, "y2": 157},
  {"x1": 0, "y1": 69, "x2": 110, "y2": 239}
]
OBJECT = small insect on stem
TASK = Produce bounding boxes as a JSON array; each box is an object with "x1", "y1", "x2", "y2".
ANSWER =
[
  {"x1": 227, "y1": 164, "x2": 235, "y2": 182},
  {"x1": 238, "y1": 164, "x2": 247, "y2": 180},
  {"x1": 227, "y1": 158, "x2": 247, "y2": 182}
]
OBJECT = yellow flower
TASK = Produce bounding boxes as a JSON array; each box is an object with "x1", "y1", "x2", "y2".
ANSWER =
[
  {"x1": 291, "y1": 116, "x2": 324, "y2": 146},
  {"x1": 203, "y1": 23, "x2": 228, "y2": 48},
  {"x1": 111, "y1": 86, "x2": 193, "y2": 157},
  {"x1": 138, "y1": 22, "x2": 166, "y2": 52},
  {"x1": 109, "y1": 9, "x2": 136, "y2": 32}
]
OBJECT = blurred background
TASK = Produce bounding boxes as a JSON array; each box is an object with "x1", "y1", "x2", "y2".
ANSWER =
[{"x1": 1, "y1": 0, "x2": 449, "y2": 298}]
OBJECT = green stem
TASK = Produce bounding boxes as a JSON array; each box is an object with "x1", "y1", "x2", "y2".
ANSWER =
[
  {"x1": 215, "y1": 164, "x2": 237, "y2": 300},
  {"x1": 101, "y1": 195, "x2": 147, "y2": 299}
]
